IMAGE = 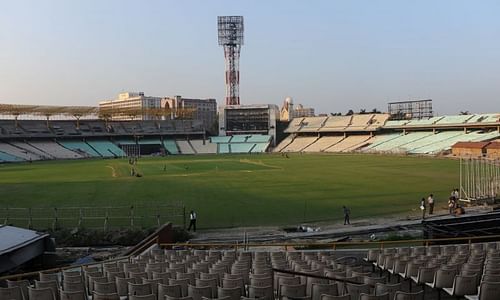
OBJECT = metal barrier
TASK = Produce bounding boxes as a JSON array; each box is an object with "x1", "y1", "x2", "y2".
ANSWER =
[
  {"x1": 160, "y1": 233, "x2": 500, "y2": 250},
  {"x1": 0, "y1": 205, "x2": 185, "y2": 230}
]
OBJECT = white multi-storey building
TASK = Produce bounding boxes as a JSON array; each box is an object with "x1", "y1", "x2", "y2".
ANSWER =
[{"x1": 99, "y1": 92, "x2": 162, "y2": 120}]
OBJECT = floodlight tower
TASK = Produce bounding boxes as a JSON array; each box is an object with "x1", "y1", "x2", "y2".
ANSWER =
[{"x1": 218, "y1": 16, "x2": 244, "y2": 106}]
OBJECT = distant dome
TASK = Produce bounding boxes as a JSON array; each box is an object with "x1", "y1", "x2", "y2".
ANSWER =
[{"x1": 285, "y1": 96, "x2": 293, "y2": 104}]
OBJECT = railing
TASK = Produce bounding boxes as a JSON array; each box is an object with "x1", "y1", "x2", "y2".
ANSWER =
[
  {"x1": 0, "y1": 205, "x2": 185, "y2": 230},
  {"x1": 160, "y1": 233, "x2": 500, "y2": 250}
]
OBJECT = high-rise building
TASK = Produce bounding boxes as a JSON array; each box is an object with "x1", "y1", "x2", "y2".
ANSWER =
[
  {"x1": 162, "y1": 96, "x2": 217, "y2": 131},
  {"x1": 99, "y1": 92, "x2": 162, "y2": 120}
]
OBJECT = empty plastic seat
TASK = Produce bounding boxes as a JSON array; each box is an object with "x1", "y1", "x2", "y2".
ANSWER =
[
  {"x1": 393, "y1": 290, "x2": 424, "y2": 300},
  {"x1": 359, "y1": 293, "x2": 390, "y2": 300},
  {"x1": 60, "y1": 289, "x2": 86, "y2": 300},
  {"x1": 0, "y1": 286, "x2": 23, "y2": 300},
  {"x1": 443, "y1": 275, "x2": 478, "y2": 297},
  {"x1": 28, "y1": 286, "x2": 56, "y2": 300}
]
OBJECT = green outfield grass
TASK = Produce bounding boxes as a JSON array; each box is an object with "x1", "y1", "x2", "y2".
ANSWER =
[{"x1": 0, "y1": 154, "x2": 458, "y2": 229}]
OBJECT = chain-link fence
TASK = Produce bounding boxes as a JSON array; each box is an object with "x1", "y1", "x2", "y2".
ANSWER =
[{"x1": 0, "y1": 205, "x2": 185, "y2": 230}]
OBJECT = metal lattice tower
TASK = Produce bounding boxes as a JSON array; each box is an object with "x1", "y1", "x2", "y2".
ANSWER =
[{"x1": 218, "y1": 16, "x2": 244, "y2": 106}]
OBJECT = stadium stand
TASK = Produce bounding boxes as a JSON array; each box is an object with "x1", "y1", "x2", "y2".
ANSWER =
[
  {"x1": 395, "y1": 131, "x2": 464, "y2": 153},
  {"x1": 411, "y1": 131, "x2": 500, "y2": 155},
  {"x1": 302, "y1": 136, "x2": 344, "y2": 152},
  {"x1": 299, "y1": 116, "x2": 328, "y2": 132},
  {"x1": 138, "y1": 138, "x2": 162, "y2": 145},
  {"x1": 211, "y1": 136, "x2": 232, "y2": 143},
  {"x1": 6, "y1": 240, "x2": 500, "y2": 300},
  {"x1": 51, "y1": 121, "x2": 80, "y2": 136},
  {"x1": 344, "y1": 114, "x2": 375, "y2": 131},
  {"x1": 383, "y1": 120, "x2": 410, "y2": 127},
  {"x1": 9, "y1": 141, "x2": 53, "y2": 159},
  {"x1": 365, "y1": 114, "x2": 390, "y2": 130},
  {"x1": 207, "y1": 135, "x2": 270, "y2": 155},
  {"x1": 405, "y1": 116, "x2": 444, "y2": 126},
  {"x1": 476, "y1": 114, "x2": 500, "y2": 123},
  {"x1": 273, "y1": 135, "x2": 294, "y2": 152},
  {"x1": 367, "y1": 132, "x2": 434, "y2": 153},
  {"x1": 281, "y1": 136, "x2": 318, "y2": 152},
  {"x1": 435, "y1": 115, "x2": 475, "y2": 125},
  {"x1": 177, "y1": 140, "x2": 196, "y2": 154},
  {"x1": 28, "y1": 141, "x2": 82, "y2": 159},
  {"x1": 86, "y1": 140, "x2": 126, "y2": 157},
  {"x1": 250, "y1": 143, "x2": 269, "y2": 153},
  {"x1": 19, "y1": 121, "x2": 51, "y2": 134},
  {"x1": 319, "y1": 116, "x2": 353, "y2": 131},
  {"x1": 324, "y1": 135, "x2": 372, "y2": 152},
  {"x1": 285, "y1": 117, "x2": 304, "y2": 133},
  {"x1": 362, "y1": 133, "x2": 402, "y2": 151},
  {"x1": 0, "y1": 150, "x2": 23, "y2": 162},
  {"x1": 0, "y1": 142, "x2": 44, "y2": 160},
  {"x1": 230, "y1": 135, "x2": 248, "y2": 143},
  {"x1": 163, "y1": 140, "x2": 179, "y2": 155},
  {"x1": 218, "y1": 143, "x2": 230, "y2": 154},
  {"x1": 190, "y1": 140, "x2": 217, "y2": 154},
  {"x1": 59, "y1": 140, "x2": 101, "y2": 157},
  {"x1": 246, "y1": 135, "x2": 271, "y2": 143},
  {"x1": 230, "y1": 143, "x2": 255, "y2": 154}
]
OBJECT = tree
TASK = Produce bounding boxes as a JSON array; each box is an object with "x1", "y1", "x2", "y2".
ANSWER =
[{"x1": 346, "y1": 109, "x2": 354, "y2": 116}]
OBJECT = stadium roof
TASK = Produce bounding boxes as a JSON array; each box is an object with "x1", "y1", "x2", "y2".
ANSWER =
[
  {"x1": 0, "y1": 225, "x2": 49, "y2": 256},
  {"x1": 0, "y1": 103, "x2": 196, "y2": 119}
]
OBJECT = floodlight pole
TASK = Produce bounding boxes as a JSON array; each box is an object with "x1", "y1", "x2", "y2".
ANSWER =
[{"x1": 218, "y1": 16, "x2": 244, "y2": 106}]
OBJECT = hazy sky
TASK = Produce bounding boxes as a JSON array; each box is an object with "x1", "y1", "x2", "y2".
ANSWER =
[{"x1": 1, "y1": 0, "x2": 499, "y2": 115}]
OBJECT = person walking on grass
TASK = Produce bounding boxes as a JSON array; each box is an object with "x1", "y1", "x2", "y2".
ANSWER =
[
  {"x1": 428, "y1": 194, "x2": 435, "y2": 215},
  {"x1": 187, "y1": 210, "x2": 197, "y2": 232},
  {"x1": 420, "y1": 197, "x2": 426, "y2": 219},
  {"x1": 343, "y1": 206, "x2": 351, "y2": 225}
]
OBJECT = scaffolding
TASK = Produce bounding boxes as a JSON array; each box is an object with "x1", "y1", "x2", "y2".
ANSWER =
[
  {"x1": 460, "y1": 157, "x2": 500, "y2": 204},
  {"x1": 388, "y1": 99, "x2": 433, "y2": 120}
]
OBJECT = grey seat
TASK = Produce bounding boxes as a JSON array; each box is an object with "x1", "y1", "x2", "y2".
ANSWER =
[
  {"x1": 0, "y1": 286, "x2": 24, "y2": 300},
  {"x1": 60, "y1": 289, "x2": 86, "y2": 300},
  {"x1": 443, "y1": 275, "x2": 478, "y2": 297},
  {"x1": 28, "y1": 286, "x2": 57, "y2": 300},
  {"x1": 7, "y1": 280, "x2": 30, "y2": 300},
  {"x1": 393, "y1": 290, "x2": 424, "y2": 300},
  {"x1": 464, "y1": 281, "x2": 500, "y2": 300},
  {"x1": 187, "y1": 284, "x2": 212, "y2": 300},
  {"x1": 217, "y1": 286, "x2": 243, "y2": 300},
  {"x1": 374, "y1": 282, "x2": 401, "y2": 300},
  {"x1": 311, "y1": 283, "x2": 338, "y2": 300},
  {"x1": 359, "y1": 293, "x2": 390, "y2": 300}
]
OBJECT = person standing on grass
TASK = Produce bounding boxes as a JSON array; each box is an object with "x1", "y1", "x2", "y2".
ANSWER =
[
  {"x1": 343, "y1": 206, "x2": 351, "y2": 225},
  {"x1": 428, "y1": 194, "x2": 435, "y2": 215},
  {"x1": 187, "y1": 210, "x2": 197, "y2": 232},
  {"x1": 420, "y1": 198, "x2": 426, "y2": 219}
]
